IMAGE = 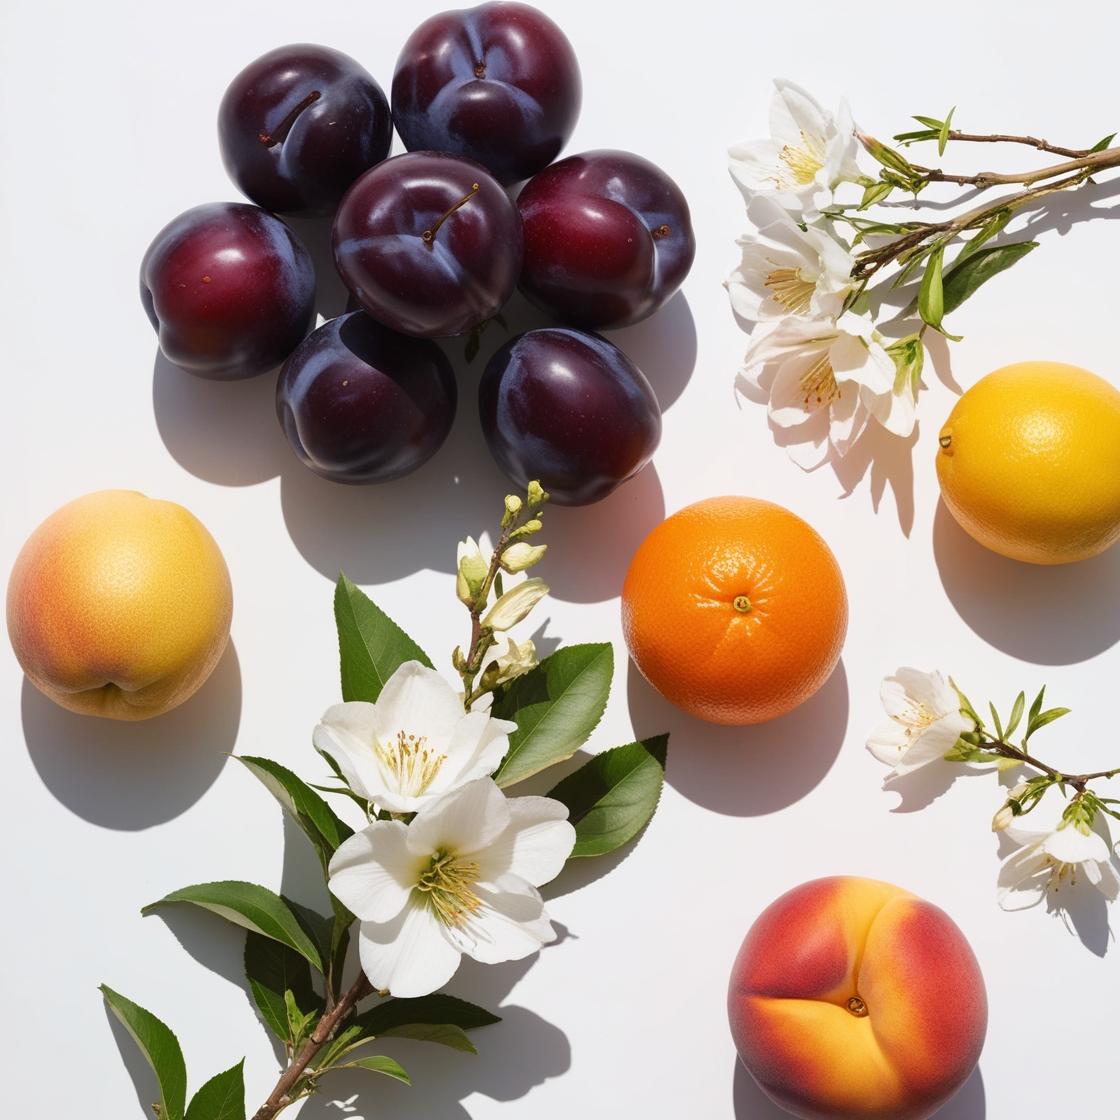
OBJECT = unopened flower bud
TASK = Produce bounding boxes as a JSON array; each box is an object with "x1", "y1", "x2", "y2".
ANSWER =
[
  {"x1": 992, "y1": 802, "x2": 1015, "y2": 832},
  {"x1": 501, "y1": 541, "x2": 547, "y2": 573},
  {"x1": 456, "y1": 536, "x2": 489, "y2": 605},
  {"x1": 482, "y1": 577, "x2": 549, "y2": 631},
  {"x1": 512, "y1": 518, "x2": 543, "y2": 538},
  {"x1": 527, "y1": 480, "x2": 548, "y2": 507},
  {"x1": 504, "y1": 494, "x2": 523, "y2": 516}
]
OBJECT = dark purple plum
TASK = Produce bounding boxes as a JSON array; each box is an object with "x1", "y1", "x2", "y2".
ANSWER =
[
  {"x1": 479, "y1": 327, "x2": 661, "y2": 505},
  {"x1": 277, "y1": 311, "x2": 456, "y2": 483},
  {"x1": 392, "y1": 2, "x2": 581, "y2": 185},
  {"x1": 219, "y1": 44, "x2": 392, "y2": 216},
  {"x1": 517, "y1": 150, "x2": 695, "y2": 329},
  {"x1": 332, "y1": 151, "x2": 522, "y2": 338},
  {"x1": 140, "y1": 202, "x2": 315, "y2": 380}
]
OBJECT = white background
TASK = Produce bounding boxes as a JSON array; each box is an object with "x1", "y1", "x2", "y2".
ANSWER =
[{"x1": 3, "y1": 0, "x2": 1120, "y2": 1116}]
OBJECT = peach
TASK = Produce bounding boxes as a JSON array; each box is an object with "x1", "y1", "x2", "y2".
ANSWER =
[
  {"x1": 728, "y1": 877, "x2": 986, "y2": 1120},
  {"x1": 7, "y1": 490, "x2": 232, "y2": 720}
]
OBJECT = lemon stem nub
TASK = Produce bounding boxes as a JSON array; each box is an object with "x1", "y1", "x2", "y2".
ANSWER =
[
  {"x1": 733, "y1": 595, "x2": 752, "y2": 613},
  {"x1": 939, "y1": 434, "x2": 952, "y2": 449}
]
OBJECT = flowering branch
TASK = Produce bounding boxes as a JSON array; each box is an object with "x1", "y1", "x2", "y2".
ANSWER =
[{"x1": 868, "y1": 669, "x2": 1120, "y2": 913}]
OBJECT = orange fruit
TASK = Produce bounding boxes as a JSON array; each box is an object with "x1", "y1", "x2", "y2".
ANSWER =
[
  {"x1": 6, "y1": 490, "x2": 233, "y2": 720},
  {"x1": 622, "y1": 496, "x2": 847, "y2": 725}
]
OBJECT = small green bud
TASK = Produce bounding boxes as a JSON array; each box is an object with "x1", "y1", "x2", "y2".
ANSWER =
[
  {"x1": 456, "y1": 536, "x2": 489, "y2": 605},
  {"x1": 527, "y1": 480, "x2": 548, "y2": 507},
  {"x1": 501, "y1": 541, "x2": 547, "y2": 573}
]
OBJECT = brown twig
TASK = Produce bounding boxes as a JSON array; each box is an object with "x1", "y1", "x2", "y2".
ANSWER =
[
  {"x1": 938, "y1": 130, "x2": 1092, "y2": 158},
  {"x1": 912, "y1": 144, "x2": 1120, "y2": 191},
  {"x1": 250, "y1": 974, "x2": 374, "y2": 1120},
  {"x1": 980, "y1": 733, "x2": 1120, "y2": 793}
]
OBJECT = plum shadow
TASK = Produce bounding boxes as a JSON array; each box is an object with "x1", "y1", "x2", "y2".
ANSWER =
[
  {"x1": 21, "y1": 641, "x2": 240, "y2": 829},
  {"x1": 626, "y1": 660, "x2": 848, "y2": 817},
  {"x1": 932, "y1": 499, "x2": 1120, "y2": 665}
]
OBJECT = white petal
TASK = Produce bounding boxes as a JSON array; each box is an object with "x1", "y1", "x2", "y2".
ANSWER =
[
  {"x1": 768, "y1": 353, "x2": 820, "y2": 428},
  {"x1": 453, "y1": 877, "x2": 556, "y2": 965},
  {"x1": 476, "y1": 796, "x2": 576, "y2": 886},
  {"x1": 406, "y1": 777, "x2": 511, "y2": 858},
  {"x1": 369, "y1": 662, "x2": 465, "y2": 754},
  {"x1": 358, "y1": 901, "x2": 462, "y2": 997},
  {"x1": 866, "y1": 720, "x2": 909, "y2": 763},
  {"x1": 868, "y1": 382, "x2": 918, "y2": 438},
  {"x1": 1095, "y1": 860, "x2": 1120, "y2": 901},
  {"x1": 425, "y1": 709, "x2": 515, "y2": 797},
  {"x1": 1042, "y1": 825, "x2": 1110, "y2": 864},
  {"x1": 728, "y1": 138, "x2": 782, "y2": 198},
  {"x1": 771, "y1": 79, "x2": 829, "y2": 150},
  {"x1": 328, "y1": 821, "x2": 424, "y2": 923},
  {"x1": 828, "y1": 380, "x2": 867, "y2": 455},
  {"x1": 313, "y1": 702, "x2": 384, "y2": 804},
  {"x1": 997, "y1": 845, "x2": 1050, "y2": 910},
  {"x1": 830, "y1": 332, "x2": 893, "y2": 395}
]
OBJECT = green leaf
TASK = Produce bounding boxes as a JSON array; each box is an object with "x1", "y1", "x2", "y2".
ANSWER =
[
  {"x1": 340, "y1": 1056, "x2": 411, "y2": 1085},
  {"x1": 988, "y1": 702, "x2": 1005, "y2": 741},
  {"x1": 378, "y1": 1022, "x2": 478, "y2": 1053},
  {"x1": 143, "y1": 882, "x2": 322, "y2": 971},
  {"x1": 1089, "y1": 132, "x2": 1116, "y2": 153},
  {"x1": 942, "y1": 240, "x2": 1038, "y2": 316},
  {"x1": 334, "y1": 573, "x2": 433, "y2": 704},
  {"x1": 913, "y1": 114, "x2": 946, "y2": 130},
  {"x1": 918, "y1": 243, "x2": 947, "y2": 331},
  {"x1": 893, "y1": 128, "x2": 939, "y2": 145},
  {"x1": 943, "y1": 743, "x2": 1004, "y2": 764},
  {"x1": 100, "y1": 985, "x2": 187, "y2": 1120},
  {"x1": 1027, "y1": 685, "x2": 1046, "y2": 728},
  {"x1": 862, "y1": 135, "x2": 919, "y2": 177},
  {"x1": 238, "y1": 757, "x2": 352, "y2": 872},
  {"x1": 1005, "y1": 691, "x2": 1026, "y2": 739},
  {"x1": 491, "y1": 644, "x2": 614, "y2": 787},
  {"x1": 186, "y1": 1060, "x2": 245, "y2": 1120},
  {"x1": 938, "y1": 106, "x2": 955, "y2": 156},
  {"x1": 355, "y1": 994, "x2": 501, "y2": 1035},
  {"x1": 548, "y1": 735, "x2": 668, "y2": 858},
  {"x1": 859, "y1": 181, "x2": 893, "y2": 210},
  {"x1": 949, "y1": 677, "x2": 983, "y2": 728},
  {"x1": 244, "y1": 932, "x2": 322, "y2": 1045},
  {"x1": 1027, "y1": 707, "x2": 1072, "y2": 738},
  {"x1": 955, "y1": 207, "x2": 1013, "y2": 265}
]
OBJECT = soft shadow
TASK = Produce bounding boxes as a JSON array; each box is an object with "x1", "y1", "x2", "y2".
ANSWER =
[
  {"x1": 882, "y1": 762, "x2": 981, "y2": 814},
  {"x1": 606, "y1": 290, "x2": 697, "y2": 411},
  {"x1": 285, "y1": 216, "x2": 351, "y2": 323},
  {"x1": 733, "y1": 1058, "x2": 986, "y2": 1118},
  {"x1": 21, "y1": 642, "x2": 240, "y2": 829},
  {"x1": 833, "y1": 422, "x2": 919, "y2": 537},
  {"x1": 932, "y1": 500, "x2": 1120, "y2": 664},
  {"x1": 628, "y1": 660, "x2": 848, "y2": 817},
  {"x1": 152, "y1": 351, "x2": 291, "y2": 486},
  {"x1": 105, "y1": 1001, "x2": 173, "y2": 1118},
  {"x1": 543, "y1": 464, "x2": 665, "y2": 603}
]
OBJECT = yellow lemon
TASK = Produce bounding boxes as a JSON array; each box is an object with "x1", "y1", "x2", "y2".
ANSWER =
[
  {"x1": 936, "y1": 362, "x2": 1120, "y2": 564},
  {"x1": 7, "y1": 490, "x2": 233, "y2": 719}
]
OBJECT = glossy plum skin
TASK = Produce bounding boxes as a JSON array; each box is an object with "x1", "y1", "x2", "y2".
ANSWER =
[
  {"x1": 332, "y1": 151, "x2": 522, "y2": 338},
  {"x1": 219, "y1": 44, "x2": 392, "y2": 217},
  {"x1": 517, "y1": 150, "x2": 695, "y2": 329},
  {"x1": 479, "y1": 328, "x2": 661, "y2": 505},
  {"x1": 140, "y1": 202, "x2": 316, "y2": 380},
  {"x1": 277, "y1": 312, "x2": 456, "y2": 484},
  {"x1": 392, "y1": 2, "x2": 581, "y2": 185}
]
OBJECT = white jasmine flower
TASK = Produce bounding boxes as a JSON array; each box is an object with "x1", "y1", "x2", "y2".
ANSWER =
[
  {"x1": 482, "y1": 577, "x2": 548, "y2": 632},
  {"x1": 456, "y1": 536, "x2": 489, "y2": 605},
  {"x1": 998, "y1": 798, "x2": 1120, "y2": 910},
  {"x1": 481, "y1": 633, "x2": 538, "y2": 688},
  {"x1": 727, "y1": 196, "x2": 856, "y2": 323},
  {"x1": 729, "y1": 79, "x2": 861, "y2": 218},
  {"x1": 866, "y1": 667, "x2": 973, "y2": 781},
  {"x1": 313, "y1": 661, "x2": 515, "y2": 814},
  {"x1": 737, "y1": 312, "x2": 900, "y2": 469},
  {"x1": 328, "y1": 778, "x2": 576, "y2": 997}
]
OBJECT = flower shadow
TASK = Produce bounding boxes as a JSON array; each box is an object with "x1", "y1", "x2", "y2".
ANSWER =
[
  {"x1": 20, "y1": 641, "x2": 240, "y2": 829},
  {"x1": 831, "y1": 421, "x2": 919, "y2": 537},
  {"x1": 932, "y1": 499, "x2": 1120, "y2": 665},
  {"x1": 626, "y1": 660, "x2": 848, "y2": 817}
]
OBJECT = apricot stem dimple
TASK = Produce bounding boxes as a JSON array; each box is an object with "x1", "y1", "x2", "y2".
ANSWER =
[
  {"x1": 846, "y1": 996, "x2": 868, "y2": 1017},
  {"x1": 422, "y1": 183, "x2": 481, "y2": 245},
  {"x1": 733, "y1": 595, "x2": 752, "y2": 614}
]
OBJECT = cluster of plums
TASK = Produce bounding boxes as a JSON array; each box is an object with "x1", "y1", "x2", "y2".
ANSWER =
[{"x1": 140, "y1": 2, "x2": 694, "y2": 504}]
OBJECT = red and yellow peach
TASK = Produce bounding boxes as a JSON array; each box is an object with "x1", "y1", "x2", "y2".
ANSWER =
[{"x1": 728, "y1": 877, "x2": 986, "y2": 1120}]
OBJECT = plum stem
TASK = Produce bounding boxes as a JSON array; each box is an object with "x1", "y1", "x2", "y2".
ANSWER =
[
  {"x1": 652, "y1": 224, "x2": 671, "y2": 239},
  {"x1": 422, "y1": 183, "x2": 481, "y2": 246},
  {"x1": 258, "y1": 89, "x2": 321, "y2": 146}
]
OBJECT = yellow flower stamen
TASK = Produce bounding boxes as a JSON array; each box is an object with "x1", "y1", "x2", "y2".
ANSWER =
[
  {"x1": 764, "y1": 266, "x2": 815, "y2": 314},
  {"x1": 375, "y1": 731, "x2": 446, "y2": 795},
  {"x1": 416, "y1": 852, "x2": 482, "y2": 927},
  {"x1": 799, "y1": 352, "x2": 840, "y2": 409},
  {"x1": 776, "y1": 131, "x2": 825, "y2": 188}
]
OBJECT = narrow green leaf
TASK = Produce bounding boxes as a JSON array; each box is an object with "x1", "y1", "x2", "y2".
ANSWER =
[
  {"x1": 1028, "y1": 686, "x2": 1046, "y2": 728},
  {"x1": 143, "y1": 882, "x2": 322, "y2": 971},
  {"x1": 100, "y1": 986, "x2": 187, "y2": 1120},
  {"x1": 1028, "y1": 707, "x2": 1072, "y2": 737},
  {"x1": 859, "y1": 181, "x2": 894, "y2": 210},
  {"x1": 890, "y1": 242, "x2": 938, "y2": 289},
  {"x1": 492, "y1": 644, "x2": 614, "y2": 788},
  {"x1": 938, "y1": 106, "x2": 955, "y2": 156},
  {"x1": 918, "y1": 244, "x2": 946, "y2": 331},
  {"x1": 341, "y1": 1056, "x2": 411, "y2": 1085},
  {"x1": 238, "y1": 757, "x2": 352, "y2": 870},
  {"x1": 893, "y1": 128, "x2": 939, "y2": 145},
  {"x1": 988, "y1": 702, "x2": 1005, "y2": 741},
  {"x1": 379, "y1": 1022, "x2": 477, "y2": 1053},
  {"x1": 334, "y1": 574, "x2": 433, "y2": 704},
  {"x1": 913, "y1": 114, "x2": 946, "y2": 130},
  {"x1": 244, "y1": 932, "x2": 322, "y2": 1044},
  {"x1": 949, "y1": 678, "x2": 983, "y2": 728},
  {"x1": 186, "y1": 1060, "x2": 245, "y2": 1120},
  {"x1": 548, "y1": 734, "x2": 668, "y2": 858},
  {"x1": 1089, "y1": 132, "x2": 1116, "y2": 153},
  {"x1": 955, "y1": 207, "x2": 1013, "y2": 265},
  {"x1": 1005, "y1": 691, "x2": 1026, "y2": 739},
  {"x1": 942, "y1": 240, "x2": 1038, "y2": 315}
]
